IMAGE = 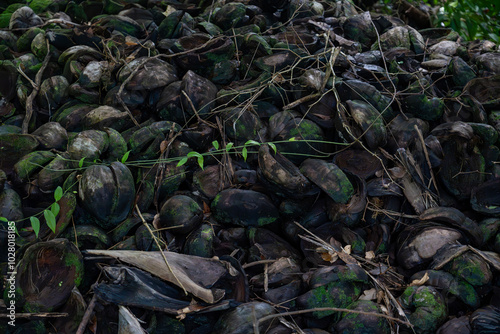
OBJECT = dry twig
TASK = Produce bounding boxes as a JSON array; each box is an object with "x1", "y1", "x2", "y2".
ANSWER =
[
  {"x1": 76, "y1": 294, "x2": 96, "y2": 334},
  {"x1": 253, "y1": 307, "x2": 412, "y2": 334},
  {"x1": 135, "y1": 204, "x2": 188, "y2": 295},
  {"x1": 21, "y1": 39, "x2": 51, "y2": 134}
]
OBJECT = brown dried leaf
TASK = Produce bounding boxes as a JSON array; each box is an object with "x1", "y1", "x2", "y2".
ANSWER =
[
  {"x1": 320, "y1": 252, "x2": 338, "y2": 263},
  {"x1": 160, "y1": 140, "x2": 168, "y2": 153},
  {"x1": 410, "y1": 271, "x2": 429, "y2": 286}
]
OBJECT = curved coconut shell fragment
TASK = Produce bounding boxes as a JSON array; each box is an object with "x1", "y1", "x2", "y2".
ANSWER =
[
  {"x1": 211, "y1": 188, "x2": 279, "y2": 227},
  {"x1": 335, "y1": 149, "x2": 383, "y2": 179},
  {"x1": 398, "y1": 285, "x2": 448, "y2": 333},
  {"x1": 51, "y1": 287, "x2": 87, "y2": 334},
  {"x1": 258, "y1": 144, "x2": 316, "y2": 198},
  {"x1": 419, "y1": 206, "x2": 483, "y2": 246},
  {"x1": 14, "y1": 238, "x2": 84, "y2": 312},
  {"x1": 0, "y1": 133, "x2": 39, "y2": 172},
  {"x1": 213, "y1": 302, "x2": 275, "y2": 334},
  {"x1": 346, "y1": 100, "x2": 387, "y2": 149},
  {"x1": 300, "y1": 159, "x2": 354, "y2": 204},
  {"x1": 471, "y1": 178, "x2": 500, "y2": 217},
  {"x1": 465, "y1": 75, "x2": 500, "y2": 107},
  {"x1": 78, "y1": 162, "x2": 135, "y2": 229}
]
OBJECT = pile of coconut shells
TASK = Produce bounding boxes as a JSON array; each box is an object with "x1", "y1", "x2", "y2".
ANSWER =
[{"x1": 1, "y1": 0, "x2": 500, "y2": 333}]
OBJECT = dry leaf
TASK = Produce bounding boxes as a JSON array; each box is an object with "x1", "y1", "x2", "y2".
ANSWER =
[
  {"x1": 203, "y1": 201, "x2": 211, "y2": 214},
  {"x1": 359, "y1": 288, "x2": 377, "y2": 301},
  {"x1": 320, "y1": 252, "x2": 338, "y2": 263},
  {"x1": 152, "y1": 213, "x2": 161, "y2": 229},
  {"x1": 118, "y1": 306, "x2": 146, "y2": 334},
  {"x1": 365, "y1": 250, "x2": 375, "y2": 260},
  {"x1": 160, "y1": 140, "x2": 168, "y2": 153},
  {"x1": 377, "y1": 290, "x2": 385, "y2": 304},
  {"x1": 410, "y1": 271, "x2": 429, "y2": 286},
  {"x1": 163, "y1": 5, "x2": 176, "y2": 17},
  {"x1": 388, "y1": 166, "x2": 406, "y2": 179},
  {"x1": 89, "y1": 314, "x2": 97, "y2": 334}
]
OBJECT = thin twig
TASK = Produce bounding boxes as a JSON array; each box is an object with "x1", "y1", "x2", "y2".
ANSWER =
[
  {"x1": 160, "y1": 36, "x2": 225, "y2": 59},
  {"x1": 254, "y1": 307, "x2": 412, "y2": 334},
  {"x1": 414, "y1": 124, "x2": 440, "y2": 198},
  {"x1": 153, "y1": 123, "x2": 180, "y2": 210},
  {"x1": 181, "y1": 90, "x2": 217, "y2": 129},
  {"x1": 135, "y1": 204, "x2": 188, "y2": 296},
  {"x1": 116, "y1": 59, "x2": 144, "y2": 127},
  {"x1": 215, "y1": 116, "x2": 235, "y2": 188},
  {"x1": 16, "y1": 65, "x2": 36, "y2": 87},
  {"x1": 242, "y1": 259, "x2": 277, "y2": 269},
  {"x1": 0, "y1": 312, "x2": 68, "y2": 319},
  {"x1": 282, "y1": 92, "x2": 321, "y2": 110},
  {"x1": 76, "y1": 294, "x2": 97, "y2": 334},
  {"x1": 321, "y1": 44, "x2": 339, "y2": 92},
  {"x1": 22, "y1": 38, "x2": 51, "y2": 134}
]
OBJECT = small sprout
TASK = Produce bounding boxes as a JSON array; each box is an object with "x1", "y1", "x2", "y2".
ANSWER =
[
  {"x1": 78, "y1": 157, "x2": 85, "y2": 168},
  {"x1": 226, "y1": 142, "x2": 234, "y2": 151},
  {"x1": 30, "y1": 217, "x2": 40, "y2": 238},
  {"x1": 0, "y1": 217, "x2": 8, "y2": 222},
  {"x1": 212, "y1": 140, "x2": 219, "y2": 150},
  {"x1": 288, "y1": 137, "x2": 297, "y2": 142},
  {"x1": 184, "y1": 152, "x2": 205, "y2": 169},
  {"x1": 121, "y1": 150, "x2": 131, "y2": 163}
]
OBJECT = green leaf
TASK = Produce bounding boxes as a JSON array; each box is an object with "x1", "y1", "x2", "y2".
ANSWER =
[
  {"x1": 244, "y1": 140, "x2": 261, "y2": 147},
  {"x1": 288, "y1": 137, "x2": 297, "y2": 142},
  {"x1": 121, "y1": 150, "x2": 131, "y2": 163},
  {"x1": 0, "y1": 216, "x2": 8, "y2": 222},
  {"x1": 43, "y1": 210, "x2": 57, "y2": 234},
  {"x1": 78, "y1": 157, "x2": 85, "y2": 168},
  {"x1": 197, "y1": 155, "x2": 204, "y2": 170},
  {"x1": 177, "y1": 157, "x2": 188, "y2": 167},
  {"x1": 187, "y1": 151, "x2": 202, "y2": 158},
  {"x1": 54, "y1": 186, "x2": 63, "y2": 202},
  {"x1": 51, "y1": 203, "x2": 60, "y2": 217},
  {"x1": 242, "y1": 147, "x2": 248, "y2": 161},
  {"x1": 30, "y1": 217, "x2": 40, "y2": 238},
  {"x1": 226, "y1": 142, "x2": 234, "y2": 151},
  {"x1": 212, "y1": 140, "x2": 219, "y2": 150},
  {"x1": 488, "y1": 33, "x2": 500, "y2": 43},
  {"x1": 268, "y1": 142, "x2": 277, "y2": 154}
]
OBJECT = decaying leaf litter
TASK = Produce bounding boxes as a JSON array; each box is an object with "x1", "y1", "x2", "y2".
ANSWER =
[{"x1": 1, "y1": 0, "x2": 500, "y2": 333}]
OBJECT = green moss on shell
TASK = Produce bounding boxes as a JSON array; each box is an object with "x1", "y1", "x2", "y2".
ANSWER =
[{"x1": 64, "y1": 252, "x2": 84, "y2": 287}]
